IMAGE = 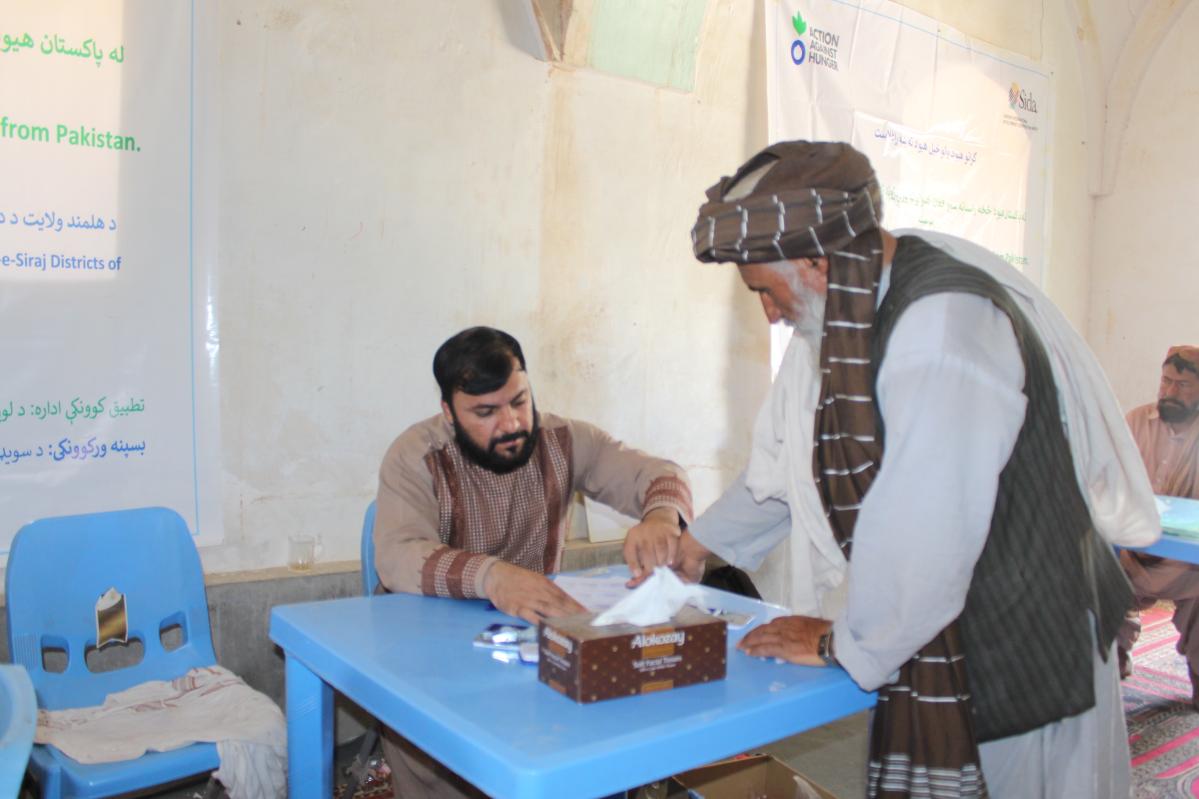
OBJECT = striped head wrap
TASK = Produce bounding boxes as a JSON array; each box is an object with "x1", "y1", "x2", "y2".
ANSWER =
[
  {"x1": 692, "y1": 140, "x2": 883, "y2": 265},
  {"x1": 693, "y1": 141, "x2": 888, "y2": 543},
  {"x1": 694, "y1": 141, "x2": 987, "y2": 798}
]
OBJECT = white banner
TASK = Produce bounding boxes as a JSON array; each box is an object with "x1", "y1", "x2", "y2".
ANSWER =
[
  {"x1": 0, "y1": 1, "x2": 221, "y2": 552},
  {"x1": 766, "y1": 0, "x2": 1051, "y2": 279}
]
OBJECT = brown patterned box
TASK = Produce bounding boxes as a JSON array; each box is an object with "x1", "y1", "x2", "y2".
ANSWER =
[{"x1": 538, "y1": 606, "x2": 727, "y2": 703}]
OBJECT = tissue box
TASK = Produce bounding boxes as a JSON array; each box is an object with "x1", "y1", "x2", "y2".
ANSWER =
[{"x1": 538, "y1": 606, "x2": 727, "y2": 703}]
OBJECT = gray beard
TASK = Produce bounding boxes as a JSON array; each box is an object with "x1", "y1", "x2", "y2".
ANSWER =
[{"x1": 781, "y1": 271, "x2": 826, "y2": 349}]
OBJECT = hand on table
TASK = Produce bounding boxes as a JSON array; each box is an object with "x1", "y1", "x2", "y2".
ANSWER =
[
  {"x1": 737, "y1": 615, "x2": 832, "y2": 666},
  {"x1": 483, "y1": 560, "x2": 586, "y2": 625}
]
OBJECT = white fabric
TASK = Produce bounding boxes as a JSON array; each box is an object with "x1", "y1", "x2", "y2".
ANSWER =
[
  {"x1": 906, "y1": 230, "x2": 1159, "y2": 549},
  {"x1": 591, "y1": 566, "x2": 705, "y2": 626},
  {"x1": 741, "y1": 335, "x2": 839, "y2": 618},
  {"x1": 36, "y1": 665, "x2": 286, "y2": 799}
]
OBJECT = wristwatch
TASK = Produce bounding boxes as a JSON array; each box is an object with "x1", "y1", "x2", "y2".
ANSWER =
[{"x1": 817, "y1": 630, "x2": 836, "y2": 666}]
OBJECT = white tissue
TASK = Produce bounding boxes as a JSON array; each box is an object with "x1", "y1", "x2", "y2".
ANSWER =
[{"x1": 591, "y1": 567, "x2": 705, "y2": 627}]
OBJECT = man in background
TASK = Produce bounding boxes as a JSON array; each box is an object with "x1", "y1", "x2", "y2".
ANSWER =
[
  {"x1": 375, "y1": 325, "x2": 692, "y2": 799},
  {"x1": 1120, "y1": 345, "x2": 1199, "y2": 702},
  {"x1": 624, "y1": 140, "x2": 1158, "y2": 797}
]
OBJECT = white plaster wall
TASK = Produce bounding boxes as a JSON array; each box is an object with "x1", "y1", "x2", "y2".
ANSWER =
[
  {"x1": 1088, "y1": 2, "x2": 1199, "y2": 411},
  {"x1": 212, "y1": 1, "x2": 554, "y2": 571},
  {"x1": 206, "y1": 0, "x2": 770, "y2": 573},
  {"x1": 533, "y1": 0, "x2": 768, "y2": 515}
]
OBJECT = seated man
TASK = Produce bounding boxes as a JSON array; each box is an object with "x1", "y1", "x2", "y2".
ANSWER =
[
  {"x1": 1119, "y1": 345, "x2": 1199, "y2": 701},
  {"x1": 374, "y1": 325, "x2": 693, "y2": 799}
]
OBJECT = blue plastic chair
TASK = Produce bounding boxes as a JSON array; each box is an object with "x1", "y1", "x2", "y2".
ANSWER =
[
  {"x1": 361, "y1": 499, "x2": 378, "y2": 596},
  {"x1": 0, "y1": 663, "x2": 36, "y2": 798},
  {"x1": 341, "y1": 500, "x2": 381, "y2": 797},
  {"x1": 5, "y1": 507, "x2": 222, "y2": 798}
]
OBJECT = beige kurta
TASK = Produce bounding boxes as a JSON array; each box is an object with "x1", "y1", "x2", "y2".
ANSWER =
[
  {"x1": 1126, "y1": 402, "x2": 1199, "y2": 498},
  {"x1": 374, "y1": 411, "x2": 692, "y2": 598}
]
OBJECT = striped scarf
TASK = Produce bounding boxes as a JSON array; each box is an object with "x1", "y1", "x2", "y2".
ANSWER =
[
  {"x1": 693, "y1": 141, "x2": 986, "y2": 798},
  {"x1": 817, "y1": 237, "x2": 985, "y2": 798}
]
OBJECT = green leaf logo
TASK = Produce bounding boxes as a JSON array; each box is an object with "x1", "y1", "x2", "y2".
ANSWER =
[{"x1": 792, "y1": 13, "x2": 807, "y2": 37}]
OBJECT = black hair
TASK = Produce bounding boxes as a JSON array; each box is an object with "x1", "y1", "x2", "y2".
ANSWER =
[
  {"x1": 433, "y1": 327, "x2": 527, "y2": 403},
  {"x1": 1164, "y1": 353, "x2": 1199, "y2": 379}
]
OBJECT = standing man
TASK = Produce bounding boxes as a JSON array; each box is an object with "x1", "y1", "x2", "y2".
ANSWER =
[
  {"x1": 1119, "y1": 345, "x2": 1199, "y2": 700},
  {"x1": 624, "y1": 141, "x2": 1158, "y2": 797},
  {"x1": 376, "y1": 325, "x2": 693, "y2": 799}
]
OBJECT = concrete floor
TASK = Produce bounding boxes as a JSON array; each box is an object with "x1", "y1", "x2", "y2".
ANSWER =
[
  {"x1": 115, "y1": 711, "x2": 871, "y2": 799},
  {"x1": 761, "y1": 711, "x2": 870, "y2": 798}
]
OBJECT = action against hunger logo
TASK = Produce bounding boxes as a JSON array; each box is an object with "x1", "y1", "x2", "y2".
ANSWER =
[
  {"x1": 790, "y1": 12, "x2": 808, "y2": 64},
  {"x1": 788, "y1": 10, "x2": 841, "y2": 70}
]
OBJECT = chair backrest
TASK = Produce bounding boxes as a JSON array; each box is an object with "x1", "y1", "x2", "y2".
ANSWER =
[
  {"x1": 4, "y1": 507, "x2": 217, "y2": 710},
  {"x1": 361, "y1": 500, "x2": 378, "y2": 596}
]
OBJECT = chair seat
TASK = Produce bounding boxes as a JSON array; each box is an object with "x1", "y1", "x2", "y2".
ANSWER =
[{"x1": 30, "y1": 740, "x2": 220, "y2": 798}]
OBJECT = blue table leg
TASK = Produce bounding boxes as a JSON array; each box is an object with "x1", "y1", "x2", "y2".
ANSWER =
[{"x1": 285, "y1": 653, "x2": 333, "y2": 799}]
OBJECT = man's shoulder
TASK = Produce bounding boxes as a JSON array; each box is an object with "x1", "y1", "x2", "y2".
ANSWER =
[
  {"x1": 384, "y1": 414, "x2": 454, "y2": 465},
  {"x1": 1125, "y1": 402, "x2": 1158, "y2": 426},
  {"x1": 538, "y1": 410, "x2": 574, "y2": 433},
  {"x1": 539, "y1": 412, "x2": 620, "y2": 445},
  {"x1": 894, "y1": 229, "x2": 1008, "y2": 273}
]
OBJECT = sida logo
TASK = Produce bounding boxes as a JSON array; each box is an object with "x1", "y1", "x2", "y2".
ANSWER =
[
  {"x1": 790, "y1": 12, "x2": 808, "y2": 64},
  {"x1": 1008, "y1": 82, "x2": 1038, "y2": 113}
]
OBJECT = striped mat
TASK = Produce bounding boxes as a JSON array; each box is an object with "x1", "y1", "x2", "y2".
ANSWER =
[{"x1": 1125, "y1": 602, "x2": 1199, "y2": 797}]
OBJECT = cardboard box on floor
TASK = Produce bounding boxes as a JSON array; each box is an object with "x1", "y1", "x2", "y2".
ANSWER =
[{"x1": 638, "y1": 754, "x2": 838, "y2": 799}]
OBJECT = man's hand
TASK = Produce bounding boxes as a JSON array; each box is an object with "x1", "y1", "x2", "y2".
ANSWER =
[
  {"x1": 737, "y1": 615, "x2": 832, "y2": 666},
  {"x1": 673, "y1": 531, "x2": 710, "y2": 584},
  {"x1": 624, "y1": 507, "x2": 684, "y2": 584},
  {"x1": 483, "y1": 560, "x2": 586, "y2": 625}
]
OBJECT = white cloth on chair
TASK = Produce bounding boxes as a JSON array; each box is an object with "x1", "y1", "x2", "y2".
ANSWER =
[{"x1": 36, "y1": 665, "x2": 286, "y2": 799}]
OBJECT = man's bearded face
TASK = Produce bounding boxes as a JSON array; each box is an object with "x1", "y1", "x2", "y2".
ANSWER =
[
  {"x1": 445, "y1": 366, "x2": 539, "y2": 473},
  {"x1": 737, "y1": 259, "x2": 828, "y2": 344},
  {"x1": 1157, "y1": 364, "x2": 1199, "y2": 424}
]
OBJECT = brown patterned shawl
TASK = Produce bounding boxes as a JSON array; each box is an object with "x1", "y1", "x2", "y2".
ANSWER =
[{"x1": 693, "y1": 141, "x2": 986, "y2": 798}]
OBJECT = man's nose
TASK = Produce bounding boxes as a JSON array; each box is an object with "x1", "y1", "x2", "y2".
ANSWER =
[
  {"x1": 1163, "y1": 382, "x2": 1181, "y2": 399},
  {"x1": 499, "y1": 406, "x2": 522, "y2": 432},
  {"x1": 760, "y1": 293, "x2": 781, "y2": 325}
]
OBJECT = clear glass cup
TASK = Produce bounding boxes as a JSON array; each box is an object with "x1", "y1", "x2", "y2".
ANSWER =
[{"x1": 288, "y1": 535, "x2": 319, "y2": 572}]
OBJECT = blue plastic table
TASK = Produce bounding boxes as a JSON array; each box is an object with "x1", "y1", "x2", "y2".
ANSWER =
[
  {"x1": 1135, "y1": 495, "x2": 1199, "y2": 563},
  {"x1": 0, "y1": 664, "x2": 36, "y2": 798},
  {"x1": 269, "y1": 578, "x2": 876, "y2": 799}
]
